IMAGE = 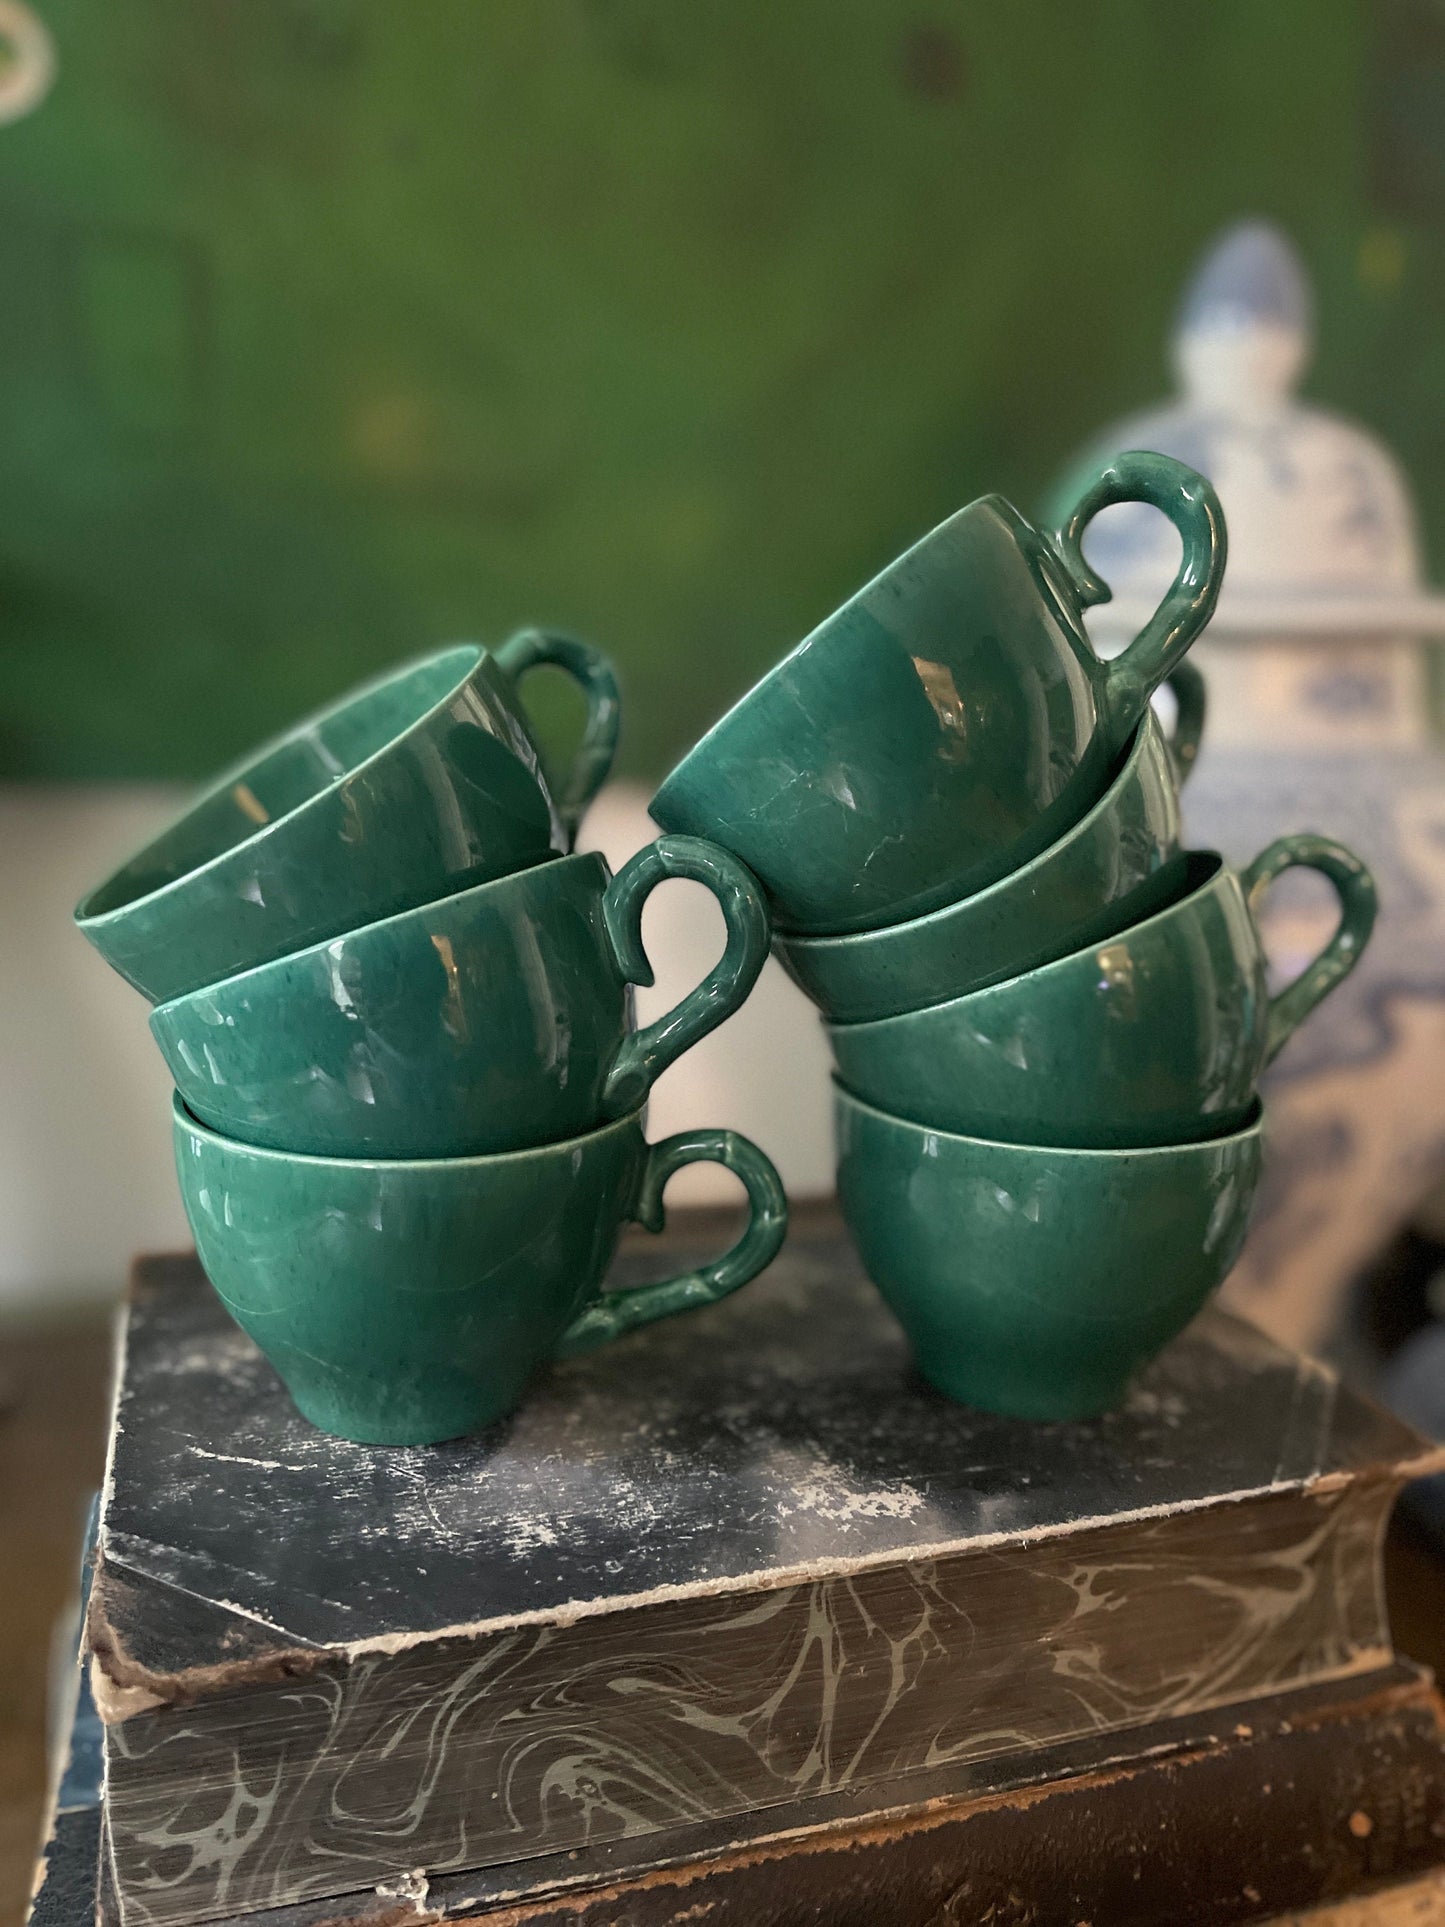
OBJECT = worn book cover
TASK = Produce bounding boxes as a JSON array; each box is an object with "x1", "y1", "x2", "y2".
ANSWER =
[
  {"x1": 28, "y1": 1504, "x2": 103, "y2": 1927},
  {"x1": 47, "y1": 1667, "x2": 1445, "y2": 1927},
  {"x1": 89, "y1": 1213, "x2": 1445, "y2": 1927},
  {"x1": 27, "y1": 1650, "x2": 1445, "y2": 1925}
]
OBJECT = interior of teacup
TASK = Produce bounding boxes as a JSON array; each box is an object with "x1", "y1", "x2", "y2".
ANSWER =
[
  {"x1": 977, "y1": 846, "x2": 1228, "y2": 991},
  {"x1": 78, "y1": 646, "x2": 480, "y2": 920},
  {"x1": 652, "y1": 495, "x2": 1025, "y2": 815},
  {"x1": 1127, "y1": 848, "x2": 1222, "y2": 924},
  {"x1": 776, "y1": 712, "x2": 1167, "y2": 961},
  {"x1": 172, "y1": 1089, "x2": 644, "y2": 1167},
  {"x1": 834, "y1": 1077, "x2": 1265, "y2": 1153},
  {"x1": 150, "y1": 846, "x2": 597, "y2": 1017}
]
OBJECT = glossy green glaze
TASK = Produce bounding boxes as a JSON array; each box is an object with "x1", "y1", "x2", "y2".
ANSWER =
[
  {"x1": 650, "y1": 453, "x2": 1223, "y2": 935},
  {"x1": 493, "y1": 628, "x2": 622, "y2": 842},
  {"x1": 775, "y1": 698, "x2": 1194, "y2": 1025},
  {"x1": 829, "y1": 835, "x2": 1376, "y2": 1148},
  {"x1": 151, "y1": 838, "x2": 769, "y2": 1159},
  {"x1": 1162, "y1": 656, "x2": 1207, "y2": 787},
  {"x1": 1239, "y1": 836, "x2": 1379, "y2": 1058},
  {"x1": 174, "y1": 1097, "x2": 788, "y2": 1445},
  {"x1": 75, "y1": 635, "x2": 621, "y2": 1004},
  {"x1": 834, "y1": 1084, "x2": 1263, "y2": 1421}
]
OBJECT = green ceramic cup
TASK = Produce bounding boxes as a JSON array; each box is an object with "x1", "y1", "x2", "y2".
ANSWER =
[
  {"x1": 75, "y1": 632, "x2": 621, "y2": 1004},
  {"x1": 174, "y1": 1096, "x2": 788, "y2": 1445},
  {"x1": 774, "y1": 663, "x2": 1205, "y2": 1024},
  {"x1": 151, "y1": 836, "x2": 770, "y2": 1159},
  {"x1": 829, "y1": 835, "x2": 1376, "y2": 1148},
  {"x1": 834, "y1": 1083, "x2": 1264, "y2": 1421},
  {"x1": 651, "y1": 451, "x2": 1223, "y2": 935}
]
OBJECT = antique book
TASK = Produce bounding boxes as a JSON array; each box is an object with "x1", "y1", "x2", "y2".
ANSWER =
[
  {"x1": 89, "y1": 1212, "x2": 1445, "y2": 1927},
  {"x1": 434, "y1": 1665, "x2": 1445, "y2": 1925},
  {"x1": 29, "y1": 1666, "x2": 103, "y2": 1927},
  {"x1": 28, "y1": 1665, "x2": 1445, "y2": 1927},
  {"x1": 29, "y1": 1509, "x2": 103, "y2": 1927}
]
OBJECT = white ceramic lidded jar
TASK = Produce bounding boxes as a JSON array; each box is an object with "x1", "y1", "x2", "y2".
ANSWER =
[{"x1": 1054, "y1": 220, "x2": 1445, "y2": 1351}]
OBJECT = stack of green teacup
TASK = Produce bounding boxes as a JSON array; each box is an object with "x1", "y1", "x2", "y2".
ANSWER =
[
  {"x1": 652, "y1": 451, "x2": 1377, "y2": 1421},
  {"x1": 76, "y1": 634, "x2": 787, "y2": 1446}
]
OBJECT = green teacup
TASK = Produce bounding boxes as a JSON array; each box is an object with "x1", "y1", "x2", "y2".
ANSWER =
[
  {"x1": 76, "y1": 633, "x2": 621, "y2": 1004},
  {"x1": 829, "y1": 835, "x2": 1376, "y2": 1148},
  {"x1": 174, "y1": 1096, "x2": 788, "y2": 1445},
  {"x1": 775, "y1": 668, "x2": 1202, "y2": 1024},
  {"x1": 834, "y1": 1084, "x2": 1263, "y2": 1421},
  {"x1": 651, "y1": 451, "x2": 1223, "y2": 935},
  {"x1": 152, "y1": 837, "x2": 769, "y2": 1159}
]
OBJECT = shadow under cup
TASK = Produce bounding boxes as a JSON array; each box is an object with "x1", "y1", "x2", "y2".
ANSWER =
[{"x1": 174, "y1": 1097, "x2": 788, "y2": 1446}]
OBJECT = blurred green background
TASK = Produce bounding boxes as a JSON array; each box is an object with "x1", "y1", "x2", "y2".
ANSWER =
[{"x1": 1, "y1": 0, "x2": 1443, "y2": 780}]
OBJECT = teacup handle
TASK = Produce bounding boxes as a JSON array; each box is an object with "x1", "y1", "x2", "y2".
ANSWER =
[
  {"x1": 492, "y1": 628, "x2": 622, "y2": 841},
  {"x1": 1240, "y1": 833, "x2": 1378, "y2": 1063},
  {"x1": 554, "y1": 1130, "x2": 788, "y2": 1356},
  {"x1": 1163, "y1": 659, "x2": 1207, "y2": 788},
  {"x1": 1051, "y1": 451, "x2": 1226, "y2": 753},
  {"x1": 599, "y1": 835, "x2": 771, "y2": 1116}
]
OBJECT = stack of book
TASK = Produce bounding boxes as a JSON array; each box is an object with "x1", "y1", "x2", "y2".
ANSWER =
[{"x1": 31, "y1": 1211, "x2": 1445, "y2": 1925}]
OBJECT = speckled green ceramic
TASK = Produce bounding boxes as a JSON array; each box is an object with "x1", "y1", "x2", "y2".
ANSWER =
[
  {"x1": 830, "y1": 835, "x2": 1375, "y2": 1148},
  {"x1": 834, "y1": 1084, "x2": 1263, "y2": 1421},
  {"x1": 75, "y1": 632, "x2": 621, "y2": 1003},
  {"x1": 651, "y1": 452, "x2": 1223, "y2": 935},
  {"x1": 775, "y1": 670, "x2": 1202, "y2": 1024},
  {"x1": 174, "y1": 1097, "x2": 788, "y2": 1445},
  {"x1": 152, "y1": 837, "x2": 769, "y2": 1159}
]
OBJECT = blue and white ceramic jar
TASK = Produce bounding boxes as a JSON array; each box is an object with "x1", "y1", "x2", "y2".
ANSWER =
[{"x1": 1052, "y1": 221, "x2": 1445, "y2": 1351}]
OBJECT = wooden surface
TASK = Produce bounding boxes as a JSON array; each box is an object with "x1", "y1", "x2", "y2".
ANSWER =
[
  {"x1": 0, "y1": 1312, "x2": 112, "y2": 1927},
  {"x1": 1261, "y1": 1866, "x2": 1445, "y2": 1922}
]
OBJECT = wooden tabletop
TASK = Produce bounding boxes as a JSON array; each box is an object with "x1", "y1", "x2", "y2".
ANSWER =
[{"x1": 0, "y1": 1308, "x2": 112, "y2": 1927}]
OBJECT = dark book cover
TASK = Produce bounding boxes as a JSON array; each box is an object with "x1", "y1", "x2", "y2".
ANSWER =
[
  {"x1": 28, "y1": 1502, "x2": 103, "y2": 1927},
  {"x1": 89, "y1": 1213, "x2": 1445, "y2": 1927}
]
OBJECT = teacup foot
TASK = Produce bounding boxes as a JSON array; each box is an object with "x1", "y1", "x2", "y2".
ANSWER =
[
  {"x1": 278, "y1": 1364, "x2": 526, "y2": 1448},
  {"x1": 916, "y1": 1352, "x2": 1134, "y2": 1424},
  {"x1": 286, "y1": 1387, "x2": 510, "y2": 1448}
]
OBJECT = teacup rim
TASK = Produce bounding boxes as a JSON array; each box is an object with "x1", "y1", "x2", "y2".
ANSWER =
[
  {"x1": 652, "y1": 492, "x2": 1014, "y2": 821},
  {"x1": 76, "y1": 644, "x2": 489, "y2": 929},
  {"x1": 828, "y1": 850, "x2": 1229, "y2": 1035},
  {"x1": 779, "y1": 711, "x2": 1163, "y2": 961},
  {"x1": 832, "y1": 1077, "x2": 1265, "y2": 1156},
  {"x1": 171, "y1": 1090, "x2": 646, "y2": 1172},
  {"x1": 149, "y1": 847, "x2": 601, "y2": 1017}
]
